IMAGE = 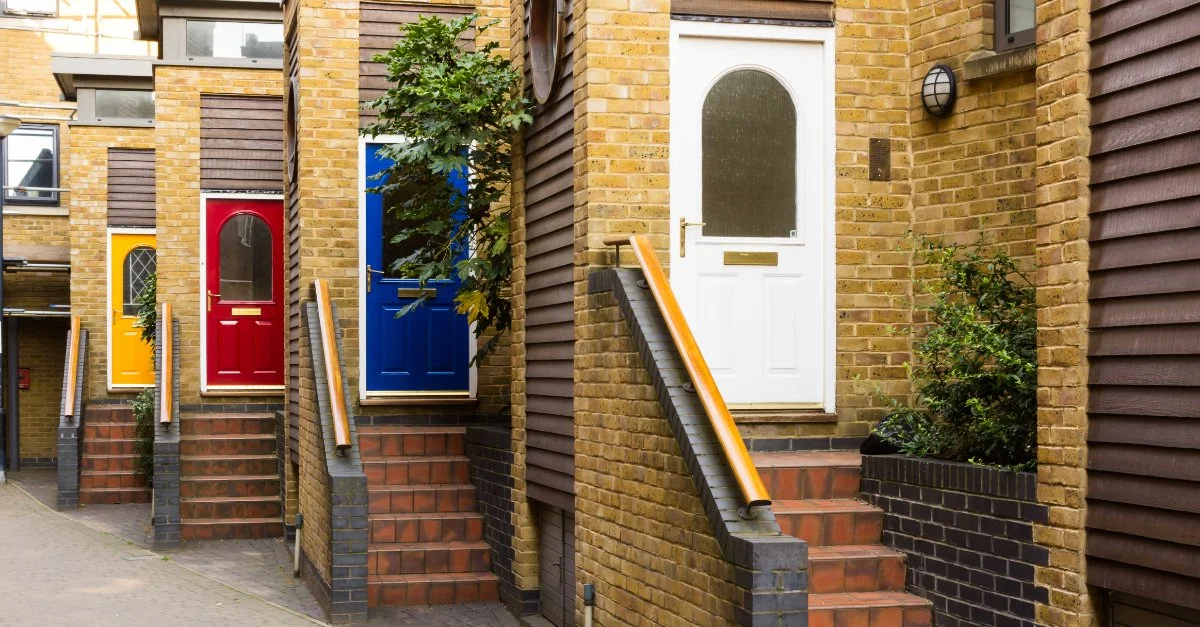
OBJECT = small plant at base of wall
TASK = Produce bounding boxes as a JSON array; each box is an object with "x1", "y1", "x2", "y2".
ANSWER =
[
  {"x1": 872, "y1": 238, "x2": 1036, "y2": 471},
  {"x1": 131, "y1": 272, "x2": 157, "y2": 480}
]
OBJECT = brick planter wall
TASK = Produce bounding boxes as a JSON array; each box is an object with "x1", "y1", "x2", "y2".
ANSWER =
[{"x1": 861, "y1": 455, "x2": 1050, "y2": 627}]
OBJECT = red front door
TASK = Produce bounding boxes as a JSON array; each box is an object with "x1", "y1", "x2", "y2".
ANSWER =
[{"x1": 205, "y1": 198, "x2": 285, "y2": 388}]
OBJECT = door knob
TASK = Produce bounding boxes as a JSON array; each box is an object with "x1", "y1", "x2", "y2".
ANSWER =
[
  {"x1": 206, "y1": 290, "x2": 220, "y2": 312},
  {"x1": 680, "y1": 217, "x2": 706, "y2": 258}
]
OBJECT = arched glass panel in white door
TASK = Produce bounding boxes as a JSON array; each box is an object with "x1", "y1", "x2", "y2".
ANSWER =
[{"x1": 701, "y1": 69, "x2": 797, "y2": 238}]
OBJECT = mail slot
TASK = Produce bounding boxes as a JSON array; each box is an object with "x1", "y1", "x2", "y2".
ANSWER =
[
  {"x1": 723, "y1": 251, "x2": 779, "y2": 266},
  {"x1": 397, "y1": 288, "x2": 438, "y2": 299},
  {"x1": 231, "y1": 307, "x2": 262, "y2": 316}
]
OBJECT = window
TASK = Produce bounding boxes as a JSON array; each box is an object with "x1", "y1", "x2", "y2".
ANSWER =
[
  {"x1": 2, "y1": 0, "x2": 56, "y2": 17},
  {"x1": 122, "y1": 247, "x2": 156, "y2": 316},
  {"x1": 996, "y1": 0, "x2": 1035, "y2": 51},
  {"x1": 186, "y1": 21, "x2": 283, "y2": 60},
  {"x1": 2, "y1": 125, "x2": 58, "y2": 205},
  {"x1": 219, "y1": 213, "x2": 273, "y2": 301},
  {"x1": 528, "y1": 0, "x2": 567, "y2": 104},
  {"x1": 95, "y1": 90, "x2": 154, "y2": 121},
  {"x1": 701, "y1": 69, "x2": 797, "y2": 239}
]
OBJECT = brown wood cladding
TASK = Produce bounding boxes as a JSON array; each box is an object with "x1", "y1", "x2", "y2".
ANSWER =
[
  {"x1": 284, "y1": 0, "x2": 301, "y2": 460},
  {"x1": 523, "y1": 1, "x2": 575, "y2": 513},
  {"x1": 1087, "y1": 0, "x2": 1200, "y2": 610},
  {"x1": 106, "y1": 148, "x2": 155, "y2": 227},
  {"x1": 1110, "y1": 592, "x2": 1200, "y2": 627},
  {"x1": 199, "y1": 95, "x2": 284, "y2": 191},
  {"x1": 358, "y1": 2, "x2": 473, "y2": 127},
  {"x1": 671, "y1": 0, "x2": 833, "y2": 23}
]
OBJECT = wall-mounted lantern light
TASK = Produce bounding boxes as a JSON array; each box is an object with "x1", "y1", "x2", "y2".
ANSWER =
[{"x1": 921, "y1": 64, "x2": 957, "y2": 118}]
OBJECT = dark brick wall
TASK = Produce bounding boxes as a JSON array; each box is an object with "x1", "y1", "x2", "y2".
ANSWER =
[
  {"x1": 861, "y1": 455, "x2": 1049, "y2": 627},
  {"x1": 465, "y1": 425, "x2": 538, "y2": 614}
]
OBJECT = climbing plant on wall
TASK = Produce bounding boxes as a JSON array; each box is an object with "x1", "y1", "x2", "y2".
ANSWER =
[{"x1": 363, "y1": 13, "x2": 532, "y2": 360}]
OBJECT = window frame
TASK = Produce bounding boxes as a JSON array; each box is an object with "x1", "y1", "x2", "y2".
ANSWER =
[
  {"x1": 121, "y1": 246, "x2": 156, "y2": 316},
  {"x1": 93, "y1": 89, "x2": 156, "y2": 124},
  {"x1": 1, "y1": 124, "x2": 60, "y2": 207},
  {"x1": 182, "y1": 19, "x2": 285, "y2": 62},
  {"x1": 1, "y1": 0, "x2": 57, "y2": 18},
  {"x1": 995, "y1": 0, "x2": 1035, "y2": 52}
]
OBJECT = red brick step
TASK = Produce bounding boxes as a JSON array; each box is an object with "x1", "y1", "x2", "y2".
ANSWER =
[
  {"x1": 363, "y1": 455, "x2": 471, "y2": 486},
  {"x1": 180, "y1": 433, "x2": 275, "y2": 456},
  {"x1": 809, "y1": 545, "x2": 907, "y2": 594},
  {"x1": 754, "y1": 451, "x2": 862, "y2": 500},
  {"x1": 180, "y1": 413, "x2": 276, "y2": 436},
  {"x1": 367, "y1": 572, "x2": 500, "y2": 607},
  {"x1": 368, "y1": 541, "x2": 492, "y2": 576},
  {"x1": 180, "y1": 454, "x2": 277, "y2": 476},
  {"x1": 181, "y1": 518, "x2": 285, "y2": 541},
  {"x1": 369, "y1": 512, "x2": 486, "y2": 544},
  {"x1": 808, "y1": 591, "x2": 932, "y2": 627},
  {"x1": 181, "y1": 496, "x2": 282, "y2": 520},
  {"x1": 774, "y1": 499, "x2": 883, "y2": 546},
  {"x1": 78, "y1": 487, "x2": 151, "y2": 505},
  {"x1": 368, "y1": 485, "x2": 477, "y2": 515}
]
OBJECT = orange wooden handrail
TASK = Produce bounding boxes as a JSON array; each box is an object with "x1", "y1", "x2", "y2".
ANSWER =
[
  {"x1": 314, "y1": 279, "x2": 352, "y2": 451},
  {"x1": 63, "y1": 316, "x2": 81, "y2": 421},
  {"x1": 620, "y1": 235, "x2": 771, "y2": 509},
  {"x1": 159, "y1": 303, "x2": 173, "y2": 425}
]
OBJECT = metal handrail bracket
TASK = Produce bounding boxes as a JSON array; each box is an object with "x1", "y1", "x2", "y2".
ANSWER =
[{"x1": 314, "y1": 279, "x2": 352, "y2": 451}]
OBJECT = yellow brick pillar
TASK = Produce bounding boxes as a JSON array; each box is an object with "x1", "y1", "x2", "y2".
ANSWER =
[{"x1": 1032, "y1": 0, "x2": 1099, "y2": 623}]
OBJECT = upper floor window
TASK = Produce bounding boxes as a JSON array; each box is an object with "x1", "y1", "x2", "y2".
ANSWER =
[
  {"x1": 95, "y1": 89, "x2": 155, "y2": 121},
  {"x1": 185, "y1": 21, "x2": 283, "y2": 60},
  {"x1": 2, "y1": 0, "x2": 57, "y2": 17},
  {"x1": 995, "y1": 0, "x2": 1035, "y2": 51},
  {"x1": 2, "y1": 125, "x2": 58, "y2": 205}
]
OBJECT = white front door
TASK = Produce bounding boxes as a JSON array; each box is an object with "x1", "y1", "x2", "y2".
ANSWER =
[{"x1": 669, "y1": 22, "x2": 833, "y2": 408}]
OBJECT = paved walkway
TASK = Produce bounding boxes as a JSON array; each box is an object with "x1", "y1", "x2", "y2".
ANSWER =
[{"x1": 5, "y1": 471, "x2": 520, "y2": 626}]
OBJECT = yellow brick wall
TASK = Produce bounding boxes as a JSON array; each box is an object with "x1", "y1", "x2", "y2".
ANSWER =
[
  {"x1": 16, "y1": 318, "x2": 69, "y2": 463},
  {"x1": 1033, "y1": 0, "x2": 1097, "y2": 622},
  {"x1": 153, "y1": 66, "x2": 283, "y2": 405},
  {"x1": 66, "y1": 126, "x2": 155, "y2": 401},
  {"x1": 575, "y1": 292, "x2": 738, "y2": 625},
  {"x1": 832, "y1": 0, "x2": 917, "y2": 436}
]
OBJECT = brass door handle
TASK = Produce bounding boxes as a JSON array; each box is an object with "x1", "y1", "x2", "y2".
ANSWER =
[
  {"x1": 207, "y1": 290, "x2": 220, "y2": 312},
  {"x1": 366, "y1": 264, "x2": 385, "y2": 293},
  {"x1": 680, "y1": 217, "x2": 706, "y2": 258}
]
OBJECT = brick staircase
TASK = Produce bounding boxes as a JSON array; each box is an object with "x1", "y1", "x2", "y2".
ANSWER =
[
  {"x1": 359, "y1": 426, "x2": 499, "y2": 607},
  {"x1": 80, "y1": 405, "x2": 150, "y2": 504},
  {"x1": 754, "y1": 451, "x2": 933, "y2": 626},
  {"x1": 179, "y1": 412, "x2": 283, "y2": 540}
]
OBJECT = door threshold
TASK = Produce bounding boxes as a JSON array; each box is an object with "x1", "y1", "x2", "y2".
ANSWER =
[
  {"x1": 202, "y1": 386, "x2": 285, "y2": 397},
  {"x1": 360, "y1": 393, "x2": 476, "y2": 407},
  {"x1": 728, "y1": 402, "x2": 826, "y2": 412},
  {"x1": 107, "y1": 385, "x2": 152, "y2": 394}
]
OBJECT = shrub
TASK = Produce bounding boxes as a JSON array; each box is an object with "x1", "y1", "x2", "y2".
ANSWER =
[
  {"x1": 131, "y1": 388, "x2": 155, "y2": 480},
  {"x1": 873, "y1": 239, "x2": 1037, "y2": 471},
  {"x1": 362, "y1": 13, "x2": 532, "y2": 361},
  {"x1": 131, "y1": 273, "x2": 157, "y2": 480}
]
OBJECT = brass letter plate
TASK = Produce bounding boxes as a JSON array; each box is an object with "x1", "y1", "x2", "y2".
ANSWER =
[
  {"x1": 724, "y1": 251, "x2": 779, "y2": 266},
  {"x1": 231, "y1": 307, "x2": 262, "y2": 316},
  {"x1": 397, "y1": 288, "x2": 438, "y2": 299}
]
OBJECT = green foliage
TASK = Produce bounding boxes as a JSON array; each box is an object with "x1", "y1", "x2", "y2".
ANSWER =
[
  {"x1": 131, "y1": 388, "x2": 155, "y2": 480},
  {"x1": 362, "y1": 14, "x2": 532, "y2": 360},
  {"x1": 136, "y1": 273, "x2": 156, "y2": 345},
  {"x1": 874, "y1": 239, "x2": 1037, "y2": 471}
]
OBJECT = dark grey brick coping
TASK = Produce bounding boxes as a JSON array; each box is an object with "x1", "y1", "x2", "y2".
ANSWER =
[
  {"x1": 152, "y1": 318, "x2": 182, "y2": 550},
  {"x1": 861, "y1": 455, "x2": 1049, "y2": 627},
  {"x1": 303, "y1": 301, "x2": 368, "y2": 625},
  {"x1": 56, "y1": 327, "x2": 87, "y2": 511},
  {"x1": 590, "y1": 268, "x2": 808, "y2": 627}
]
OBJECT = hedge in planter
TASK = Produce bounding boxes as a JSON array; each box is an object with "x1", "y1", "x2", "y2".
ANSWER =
[{"x1": 873, "y1": 239, "x2": 1036, "y2": 471}]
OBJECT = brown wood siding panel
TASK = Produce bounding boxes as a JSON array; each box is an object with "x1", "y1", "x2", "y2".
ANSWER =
[
  {"x1": 284, "y1": 2, "x2": 301, "y2": 460},
  {"x1": 671, "y1": 0, "x2": 833, "y2": 23},
  {"x1": 358, "y1": 2, "x2": 474, "y2": 127},
  {"x1": 200, "y1": 95, "x2": 284, "y2": 192},
  {"x1": 107, "y1": 149, "x2": 155, "y2": 227},
  {"x1": 1088, "y1": 0, "x2": 1200, "y2": 608},
  {"x1": 523, "y1": 1, "x2": 576, "y2": 512},
  {"x1": 1111, "y1": 593, "x2": 1200, "y2": 625}
]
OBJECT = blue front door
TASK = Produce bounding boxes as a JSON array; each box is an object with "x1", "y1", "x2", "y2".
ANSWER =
[{"x1": 364, "y1": 143, "x2": 470, "y2": 393}]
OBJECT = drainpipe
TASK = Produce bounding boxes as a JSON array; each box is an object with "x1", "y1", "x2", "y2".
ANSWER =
[
  {"x1": 583, "y1": 584, "x2": 594, "y2": 627},
  {"x1": 293, "y1": 513, "x2": 304, "y2": 576}
]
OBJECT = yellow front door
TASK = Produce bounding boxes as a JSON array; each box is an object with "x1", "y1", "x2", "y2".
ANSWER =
[{"x1": 110, "y1": 232, "x2": 156, "y2": 387}]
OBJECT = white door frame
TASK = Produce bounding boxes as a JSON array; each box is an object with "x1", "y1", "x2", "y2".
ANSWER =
[
  {"x1": 668, "y1": 20, "x2": 836, "y2": 412},
  {"x1": 198, "y1": 191, "x2": 286, "y2": 394},
  {"x1": 357, "y1": 136, "x2": 478, "y2": 401},
  {"x1": 107, "y1": 227, "x2": 157, "y2": 391}
]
